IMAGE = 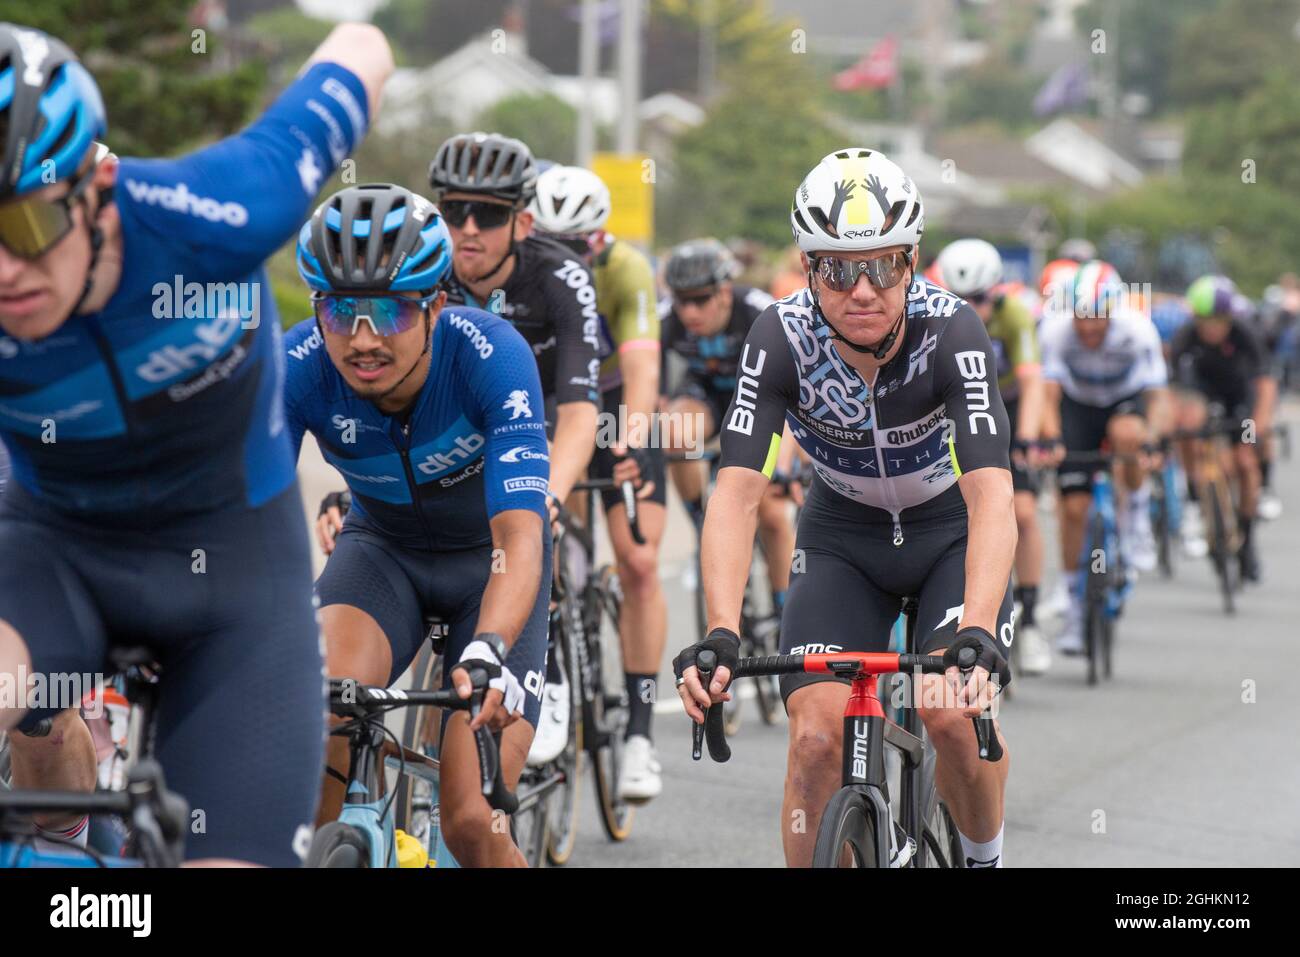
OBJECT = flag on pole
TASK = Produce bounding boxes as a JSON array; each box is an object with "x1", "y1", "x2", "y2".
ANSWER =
[
  {"x1": 833, "y1": 36, "x2": 899, "y2": 91},
  {"x1": 1033, "y1": 62, "x2": 1090, "y2": 116}
]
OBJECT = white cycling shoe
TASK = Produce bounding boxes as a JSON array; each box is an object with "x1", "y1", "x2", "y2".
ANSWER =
[
  {"x1": 1017, "y1": 622, "x2": 1052, "y2": 675},
  {"x1": 526, "y1": 676, "x2": 570, "y2": 767},
  {"x1": 1039, "y1": 577, "x2": 1071, "y2": 621},
  {"x1": 617, "y1": 734, "x2": 663, "y2": 803},
  {"x1": 1258, "y1": 490, "x2": 1283, "y2": 522},
  {"x1": 1056, "y1": 596, "x2": 1085, "y2": 656},
  {"x1": 1181, "y1": 506, "x2": 1209, "y2": 558}
]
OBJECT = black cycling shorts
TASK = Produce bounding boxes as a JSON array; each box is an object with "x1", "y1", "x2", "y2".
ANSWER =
[
  {"x1": 1004, "y1": 399, "x2": 1039, "y2": 495},
  {"x1": 669, "y1": 374, "x2": 730, "y2": 442},
  {"x1": 777, "y1": 479, "x2": 1014, "y2": 705},
  {"x1": 315, "y1": 520, "x2": 551, "y2": 728},
  {"x1": 1057, "y1": 392, "x2": 1146, "y2": 494},
  {"x1": 0, "y1": 483, "x2": 323, "y2": 866},
  {"x1": 589, "y1": 385, "x2": 667, "y2": 511}
]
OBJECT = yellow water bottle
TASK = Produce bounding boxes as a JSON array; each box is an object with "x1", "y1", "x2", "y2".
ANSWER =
[{"x1": 395, "y1": 829, "x2": 430, "y2": 868}]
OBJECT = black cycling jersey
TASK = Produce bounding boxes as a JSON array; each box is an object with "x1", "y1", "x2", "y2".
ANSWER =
[
  {"x1": 660, "y1": 284, "x2": 775, "y2": 397},
  {"x1": 1169, "y1": 319, "x2": 1267, "y2": 408},
  {"x1": 442, "y1": 234, "x2": 602, "y2": 407},
  {"x1": 718, "y1": 281, "x2": 1010, "y2": 543}
]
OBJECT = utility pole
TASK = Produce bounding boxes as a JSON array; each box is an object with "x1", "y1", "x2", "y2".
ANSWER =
[
  {"x1": 577, "y1": 0, "x2": 598, "y2": 166},
  {"x1": 616, "y1": 0, "x2": 642, "y2": 153},
  {"x1": 699, "y1": 0, "x2": 717, "y2": 102}
]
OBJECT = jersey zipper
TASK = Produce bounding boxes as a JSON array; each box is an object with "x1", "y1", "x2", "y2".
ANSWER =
[
  {"x1": 865, "y1": 368, "x2": 905, "y2": 547},
  {"x1": 87, "y1": 322, "x2": 135, "y2": 434},
  {"x1": 396, "y1": 417, "x2": 437, "y2": 550}
]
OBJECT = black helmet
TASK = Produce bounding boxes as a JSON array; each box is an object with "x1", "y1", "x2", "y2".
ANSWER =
[
  {"x1": 429, "y1": 131, "x2": 537, "y2": 207},
  {"x1": 664, "y1": 238, "x2": 738, "y2": 291},
  {"x1": 297, "y1": 184, "x2": 452, "y2": 293}
]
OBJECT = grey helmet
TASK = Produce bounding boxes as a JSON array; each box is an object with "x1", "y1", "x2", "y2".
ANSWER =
[
  {"x1": 664, "y1": 238, "x2": 739, "y2": 291},
  {"x1": 429, "y1": 131, "x2": 537, "y2": 207}
]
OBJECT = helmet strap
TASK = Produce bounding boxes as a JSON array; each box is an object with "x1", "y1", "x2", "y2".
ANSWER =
[
  {"x1": 808, "y1": 264, "x2": 911, "y2": 360},
  {"x1": 70, "y1": 193, "x2": 108, "y2": 317},
  {"x1": 468, "y1": 209, "x2": 518, "y2": 288}
]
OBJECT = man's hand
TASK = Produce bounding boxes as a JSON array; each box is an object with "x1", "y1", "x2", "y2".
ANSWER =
[
  {"x1": 672, "y1": 628, "x2": 740, "y2": 723},
  {"x1": 451, "y1": 636, "x2": 523, "y2": 732},
  {"x1": 316, "y1": 490, "x2": 350, "y2": 554},
  {"x1": 942, "y1": 627, "x2": 1010, "y2": 717},
  {"x1": 612, "y1": 444, "x2": 656, "y2": 500}
]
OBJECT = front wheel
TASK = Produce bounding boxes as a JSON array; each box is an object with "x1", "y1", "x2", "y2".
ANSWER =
[
  {"x1": 1207, "y1": 483, "x2": 1238, "y2": 615},
  {"x1": 919, "y1": 802, "x2": 963, "y2": 868},
  {"x1": 811, "y1": 788, "x2": 879, "y2": 868}
]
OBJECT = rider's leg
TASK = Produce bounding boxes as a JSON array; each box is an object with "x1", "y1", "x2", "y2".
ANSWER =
[
  {"x1": 316, "y1": 603, "x2": 394, "y2": 824},
  {"x1": 605, "y1": 496, "x2": 668, "y2": 740},
  {"x1": 664, "y1": 395, "x2": 715, "y2": 526},
  {"x1": 7, "y1": 708, "x2": 97, "y2": 843},
  {"x1": 1108, "y1": 413, "x2": 1149, "y2": 491},
  {"x1": 782, "y1": 681, "x2": 852, "y2": 867},
  {"x1": 1058, "y1": 491, "x2": 1091, "y2": 575},
  {"x1": 1012, "y1": 489, "x2": 1042, "y2": 622},
  {"x1": 756, "y1": 486, "x2": 795, "y2": 609}
]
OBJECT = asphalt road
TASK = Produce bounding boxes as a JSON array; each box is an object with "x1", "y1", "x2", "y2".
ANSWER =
[{"x1": 296, "y1": 401, "x2": 1300, "y2": 867}]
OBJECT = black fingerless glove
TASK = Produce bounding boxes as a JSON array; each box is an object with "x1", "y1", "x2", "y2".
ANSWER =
[
  {"x1": 319, "y1": 489, "x2": 351, "y2": 519},
  {"x1": 943, "y1": 626, "x2": 1011, "y2": 692},
  {"x1": 672, "y1": 627, "x2": 741, "y2": 684}
]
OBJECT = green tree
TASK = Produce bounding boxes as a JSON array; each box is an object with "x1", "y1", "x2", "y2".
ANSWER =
[
  {"x1": 472, "y1": 93, "x2": 580, "y2": 166},
  {"x1": 1170, "y1": 0, "x2": 1299, "y2": 107},
  {"x1": 2, "y1": 0, "x2": 267, "y2": 158},
  {"x1": 1183, "y1": 66, "x2": 1300, "y2": 198},
  {"x1": 945, "y1": 56, "x2": 1041, "y2": 129},
  {"x1": 244, "y1": 6, "x2": 334, "y2": 79}
]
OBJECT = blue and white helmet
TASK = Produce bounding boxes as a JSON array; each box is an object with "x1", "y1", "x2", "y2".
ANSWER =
[
  {"x1": 0, "y1": 24, "x2": 106, "y2": 199},
  {"x1": 297, "y1": 184, "x2": 453, "y2": 294}
]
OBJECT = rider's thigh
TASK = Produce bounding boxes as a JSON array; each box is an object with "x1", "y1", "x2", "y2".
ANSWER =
[
  {"x1": 785, "y1": 680, "x2": 851, "y2": 775},
  {"x1": 915, "y1": 531, "x2": 1014, "y2": 659},
  {"x1": 1107, "y1": 413, "x2": 1147, "y2": 450},
  {"x1": 606, "y1": 499, "x2": 665, "y2": 587},
  {"x1": 316, "y1": 526, "x2": 424, "y2": 685},
  {"x1": 666, "y1": 395, "x2": 715, "y2": 451}
]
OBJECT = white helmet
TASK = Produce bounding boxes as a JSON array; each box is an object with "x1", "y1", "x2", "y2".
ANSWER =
[
  {"x1": 530, "y1": 165, "x2": 611, "y2": 235},
  {"x1": 790, "y1": 148, "x2": 924, "y2": 254},
  {"x1": 935, "y1": 239, "x2": 1003, "y2": 297}
]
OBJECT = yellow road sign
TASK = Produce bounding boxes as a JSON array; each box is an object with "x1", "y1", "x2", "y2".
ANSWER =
[{"x1": 591, "y1": 152, "x2": 653, "y2": 246}]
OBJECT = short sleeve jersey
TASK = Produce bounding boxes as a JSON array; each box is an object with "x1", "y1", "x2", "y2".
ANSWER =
[{"x1": 591, "y1": 238, "x2": 660, "y2": 392}]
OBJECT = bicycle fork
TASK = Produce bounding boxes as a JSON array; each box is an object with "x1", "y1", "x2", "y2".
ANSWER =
[{"x1": 842, "y1": 674, "x2": 904, "y2": 868}]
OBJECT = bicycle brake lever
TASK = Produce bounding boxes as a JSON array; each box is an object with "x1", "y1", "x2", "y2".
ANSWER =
[{"x1": 956, "y1": 647, "x2": 1003, "y2": 762}]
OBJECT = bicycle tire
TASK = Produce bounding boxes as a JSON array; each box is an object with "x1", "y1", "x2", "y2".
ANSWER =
[
  {"x1": 1084, "y1": 512, "x2": 1107, "y2": 687},
  {"x1": 920, "y1": 802, "x2": 962, "y2": 868},
  {"x1": 394, "y1": 641, "x2": 443, "y2": 852},
  {"x1": 750, "y1": 621, "x2": 783, "y2": 726},
  {"x1": 306, "y1": 821, "x2": 370, "y2": 868},
  {"x1": 1207, "y1": 481, "x2": 1237, "y2": 614},
  {"x1": 1152, "y1": 481, "x2": 1173, "y2": 578},
  {"x1": 811, "y1": 788, "x2": 878, "y2": 868},
  {"x1": 545, "y1": 624, "x2": 583, "y2": 865},
  {"x1": 510, "y1": 778, "x2": 550, "y2": 868},
  {"x1": 582, "y1": 567, "x2": 634, "y2": 840}
]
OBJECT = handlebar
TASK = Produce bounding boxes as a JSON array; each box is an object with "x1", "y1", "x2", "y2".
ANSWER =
[
  {"x1": 689, "y1": 647, "x2": 1001, "y2": 765},
  {"x1": 326, "y1": 674, "x2": 519, "y2": 815},
  {"x1": 567, "y1": 476, "x2": 644, "y2": 545}
]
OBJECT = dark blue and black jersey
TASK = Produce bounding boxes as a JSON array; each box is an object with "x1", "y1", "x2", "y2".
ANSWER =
[
  {"x1": 283, "y1": 305, "x2": 550, "y2": 551},
  {"x1": 0, "y1": 62, "x2": 369, "y2": 525}
]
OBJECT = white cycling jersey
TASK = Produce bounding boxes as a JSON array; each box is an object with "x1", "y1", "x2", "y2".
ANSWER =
[{"x1": 1040, "y1": 309, "x2": 1167, "y2": 407}]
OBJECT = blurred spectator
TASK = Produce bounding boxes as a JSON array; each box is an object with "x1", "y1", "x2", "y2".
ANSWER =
[{"x1": 769, "y1": 245, "x2": 807, "y2": 299}]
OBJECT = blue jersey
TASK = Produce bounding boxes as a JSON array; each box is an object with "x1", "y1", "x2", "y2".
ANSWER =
[
  {"x1": 0, "y1": 63, "x2": 369, "y2": 524},
  {"x1": 283, "y1": 306, "x2": 550, "y2": 551}
]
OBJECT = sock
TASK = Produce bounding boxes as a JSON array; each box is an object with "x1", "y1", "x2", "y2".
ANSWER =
[
  {"x1": 683, "y1": 496, "x2": 705, "y2": 532},
  {"x1": 34, "y1": 815, "x2": 90, "y2": 854},
  {"x1": 772, "y1": 589, "x2": 787, "y2": 613},
  {"x1": 1186, "y1": 480, "x2": 1200, "y2": 504},
  {"x1": 958, "y1": 823, "x2": 1004, "y2": 868},
  {"x1": 1239, "y1": 514, "x2": 1254, "y2": 548},
  {"x1": 1261, "y1": 459, "x2": 1273, "y2": 490},
  {"x1": 544, "y1": 631, "x2": 563, "y2": 684},
  {"x1": 1014, "y1": 584, "x2": 1038, "y2": 627},
  {"x1": 624, "y1": 672, "x2": 656, "y2": 740}
]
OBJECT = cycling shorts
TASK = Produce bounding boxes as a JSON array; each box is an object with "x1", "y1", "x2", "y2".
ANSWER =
[
  {"x1": 588, "y1": 385, "x2": 667, "y2": 511},
  {"x1": 1057, "y1": 392, "x2": 1146, "y2": 494},
  {"x1": 314, "y1": 520, "x2": 551, "y2": 727},
  {"x1": 0, "y1": 483, "x2": 323, "y2": 866},
  {"x1": 669, "y1": 375, "x2": 730, "y2": 442},
  {"x1": 1004, "y1": 399, "x2": 1040, "y2": 496},
  {"x1": 777, "y1": 478, "x2": 1014, "y2": 704}
]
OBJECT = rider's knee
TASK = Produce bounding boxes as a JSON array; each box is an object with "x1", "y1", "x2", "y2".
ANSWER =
[
  {"x1": 1013, "y1": 492, "x2": 1038, "y2": 527},
  {"x1": 1108, "y1": 416, "x2": 1146, "y2": 450},
  {"x1": 617, "y1": 543, "x2": 661, "y2": 597},
  {"x1": 440, "y1": 798, "x2": 500, "y2": 862},
  {"x1": 786, "y1": 701, "x2": 842, "y2": 785}
]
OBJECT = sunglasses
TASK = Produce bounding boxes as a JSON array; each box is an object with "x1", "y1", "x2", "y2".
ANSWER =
[
  {"x1": 0, "y1": 155, "x2": 101, "y2": 260},
  {"x1": 312, "y1": 293, "x2": 439, "y2": 337},
  {"x1": 673, "y1": 288, "x2": 718, "y2": 309},
  {"x1": 813, "y1": 250, "x2": 912, "y2": 292},
  {"x1": 439, "y1": 199, "x2": 515, "y2": 230}
]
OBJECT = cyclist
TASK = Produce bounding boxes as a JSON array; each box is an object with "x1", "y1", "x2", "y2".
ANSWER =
[
  {"x1": 289, "y1": 184, "x2": 550, "y2": 866},
  {"x1": 1170, "y1": 275, "x2": 1276, "y2": 583},
  {"x1": 934, "y1": 239, "x2": 1051, "y2": 675},
  {"x1": 1039, "y1": 261, "x2": 1170, "y2": 653},
  {"x1": 658, "y1": 239, "x2": 798, "y2": 618},
  {"x1": 0, "y1": 21, "x2": 391, "y2": 864},
  {"x1": 674, "y1": 148, "x2": 1016, "y2": 869},
  {"x1": 528, "y1": 163, "x2": 667, "y2": 799}
]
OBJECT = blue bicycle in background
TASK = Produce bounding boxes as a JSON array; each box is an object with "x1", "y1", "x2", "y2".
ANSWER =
[{"x1": 1071, "y1": 453, "x2": 1135, "y2": 686}]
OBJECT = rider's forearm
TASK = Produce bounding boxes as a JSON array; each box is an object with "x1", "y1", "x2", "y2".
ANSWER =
[
  {"x1": 702, "y1": 472, "x2": 763, "y2": 633},
  {"x1": 548, "y1": 401, "x2": 599, "y2": 503},
  {"x1": 475, "y1": 519, "x2": 545, "y2": 647},
  {"x1": 1041, "y1": 382, "x2": 1062, "y2": 439},
  {"x1": 302, "y1": 23, "x2": 394, "y2": 121},
  {"x1": 957, "y1": 469, "x2": 1017, "y2": 635},
  {"x1": 620, "y1": 349, "x2": 660, "y2": 448},
  {"x1": 1253, "y1": 376, "x2": 1277, "y2": 430}
]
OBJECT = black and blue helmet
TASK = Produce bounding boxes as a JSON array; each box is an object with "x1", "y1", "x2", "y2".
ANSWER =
[
  {"x1": 297, "y1": 184, "x2": 453, "y2": 294},
  {"x1": 0, "y1": 23, "x2": 106, "y2": 199}
]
